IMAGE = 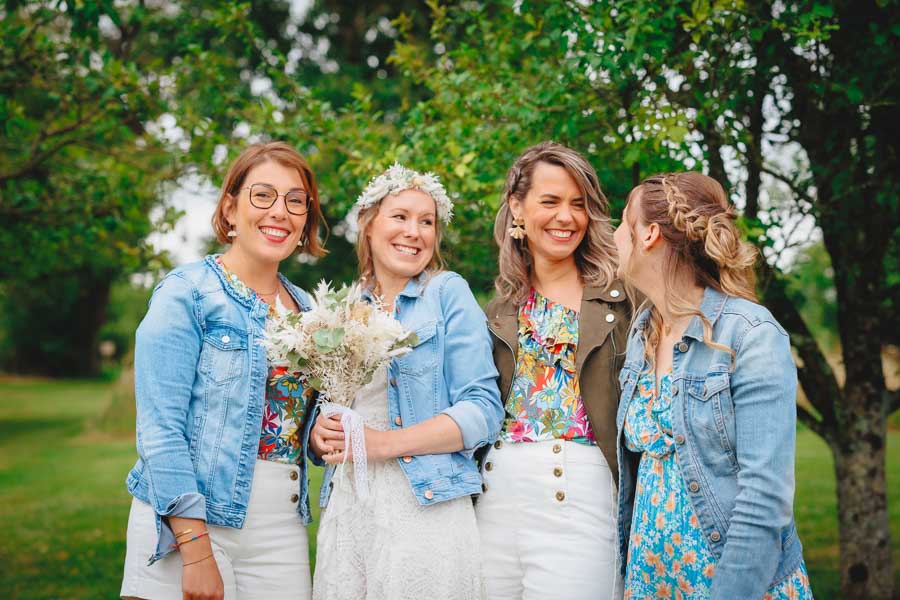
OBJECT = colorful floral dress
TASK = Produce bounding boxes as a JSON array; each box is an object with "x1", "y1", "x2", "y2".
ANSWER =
[
  {"x1": 218, "y1": 259, "x2": 314, "y2": 464},
  {"x1": 623, "y1": 371, "x2": 814, "y2": 599},
  {"x1": 500, "y1": 288, "x2": 594, "y2": 444}
]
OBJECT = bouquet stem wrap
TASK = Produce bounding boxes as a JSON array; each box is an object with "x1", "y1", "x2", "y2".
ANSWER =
[{"x1": 319, "y1": 401, "x2": 369, "y2": 499}]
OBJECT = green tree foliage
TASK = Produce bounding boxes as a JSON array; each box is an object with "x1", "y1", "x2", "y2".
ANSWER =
[{"x1": 0, "y1": 1, "x2": 303, "y2": 374}]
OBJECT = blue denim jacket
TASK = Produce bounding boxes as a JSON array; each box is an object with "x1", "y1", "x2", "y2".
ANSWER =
[
  {"x1": 126, "y1": 255, "x2": 315, "y2": 564},
  {"x1": 616, "y1": 287, "x2": 805, "y2": 599},
  {"x1": 318, "y1": 271, "x2": 504, "y2": 507}
]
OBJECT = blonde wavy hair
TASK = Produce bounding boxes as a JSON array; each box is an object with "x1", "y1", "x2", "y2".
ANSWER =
[
  {"x1": 625, "y1": 172, "x2": 758, "y2": 366},
  {"x1": 493, "y1": 141, "x2": 618, "y2": 304}
]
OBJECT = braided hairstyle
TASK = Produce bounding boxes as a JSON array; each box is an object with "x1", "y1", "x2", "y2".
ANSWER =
[{"x1": 626, "y1": 172, "x2": 758, "y2": 366}]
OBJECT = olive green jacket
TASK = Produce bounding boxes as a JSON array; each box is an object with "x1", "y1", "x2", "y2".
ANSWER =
[{"x1": 482, "y1": 283, "x2": 631, "y2": 484}]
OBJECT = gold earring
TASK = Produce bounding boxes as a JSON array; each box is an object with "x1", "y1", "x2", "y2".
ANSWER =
[{"x1": 508, "y1": 216, "x2": 526, "y2": 240}]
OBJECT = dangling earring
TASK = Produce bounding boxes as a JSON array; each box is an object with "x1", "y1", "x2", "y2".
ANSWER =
[
  {"x1": 297, "y1": 235, "x2": 305, "y2": 248},
  {"x1": 508, "y1": 215, "x2": 526, "y2": 240},
  {"x1": 227, "y1": 225, "x2": 237, "y2": 239}
]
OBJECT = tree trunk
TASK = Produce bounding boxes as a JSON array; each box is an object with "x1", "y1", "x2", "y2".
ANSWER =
[{"x1": 832, "y1": 408, "x2": 893, "y2": 599}]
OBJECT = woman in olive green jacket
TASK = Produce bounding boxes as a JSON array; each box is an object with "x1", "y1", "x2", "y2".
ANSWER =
[{"x1": 477, "y1": 142, "x2": 629, "y2": 600}]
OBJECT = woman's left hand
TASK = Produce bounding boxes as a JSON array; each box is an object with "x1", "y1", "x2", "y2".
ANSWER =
[{"x1": 322, "y1": 426, "x2": 390, "y2": 464}]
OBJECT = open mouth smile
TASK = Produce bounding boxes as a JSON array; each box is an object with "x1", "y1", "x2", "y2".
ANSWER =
[{"x1": 393, "y1": 244, "x2": 421, "y2": 256}]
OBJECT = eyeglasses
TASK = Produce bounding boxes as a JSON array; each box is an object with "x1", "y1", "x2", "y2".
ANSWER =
[{"x1": 242, "y1": 183, "x2": 310, "y2": 216}]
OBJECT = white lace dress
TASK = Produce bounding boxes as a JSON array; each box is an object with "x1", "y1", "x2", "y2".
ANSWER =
[{"x1": 312, "y1": 368, "x2": 486, "y2": 600}]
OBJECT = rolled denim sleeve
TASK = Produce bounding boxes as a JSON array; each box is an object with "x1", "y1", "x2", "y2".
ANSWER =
[
  {"x1": 133, "y1": 272, "x2": 207, "y2": 558},
  {"x1": 710, "y1": 320, "x2": 797, "y2": 599},
  {"x1": 437, "y1": 274, "x2": 504, "y2": 458}
]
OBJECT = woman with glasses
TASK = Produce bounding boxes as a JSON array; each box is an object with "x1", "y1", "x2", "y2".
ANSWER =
[{"x1": 121, "y1": 142, "x2": 326, "y2": 600}]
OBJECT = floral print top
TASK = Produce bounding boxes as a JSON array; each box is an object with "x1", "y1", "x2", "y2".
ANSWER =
[
  {"x1": 218, "y1": 258, "x2": 313, "y2": 464},
  {"x1": 499, "y1": 288, "x2": 595, "y2": 445},
  {"x1": 623, "y1": 370, "x2": 814, "y2": 600}
]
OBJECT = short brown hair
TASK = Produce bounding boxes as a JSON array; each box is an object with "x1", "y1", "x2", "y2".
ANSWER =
[{"x1": 212, "y1": 142, "x2": 327, "y2": 257}]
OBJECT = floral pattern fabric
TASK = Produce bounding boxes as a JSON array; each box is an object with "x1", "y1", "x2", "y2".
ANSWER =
[
  {"x1": 499, "y1": 288, "x2": 594, "y2": 445},
  {"x1": 623, "y1": 370, "x2": 814, "y2": 599},
  {"x1": 218, "y1": 258, "x2": 313, "y2": 464}
]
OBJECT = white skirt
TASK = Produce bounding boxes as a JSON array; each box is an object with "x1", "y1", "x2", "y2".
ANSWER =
[
  {"x1": 121, "y1": 459, "x2": 311, "y2": 600},
  {"x1": 475, "y1": 438, "x2": 623, "y2": 600}
]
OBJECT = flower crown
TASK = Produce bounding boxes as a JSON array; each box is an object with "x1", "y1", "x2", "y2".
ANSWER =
[{"x1": 354, "y1": 162, "x2": 453, "y2": 223}]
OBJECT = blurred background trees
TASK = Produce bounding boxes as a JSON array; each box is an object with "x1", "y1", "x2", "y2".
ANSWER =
[{"x1": 1, "y1": 1, "x2": 896, "y2": 597}]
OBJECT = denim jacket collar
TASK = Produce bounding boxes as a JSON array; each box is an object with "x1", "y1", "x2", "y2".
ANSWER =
[
  {"x1": 683, "y1": 287, "x2": 728, "y2": 341},
  {"x1": 631, "y1": 286, "x2": 728, "y2": 341},
  {"x1": 362, "y1": 271, "x2": 430, "y2": 303},
  {"x1": 205, "y1": 254, "x2": 312, "y2": 313}
]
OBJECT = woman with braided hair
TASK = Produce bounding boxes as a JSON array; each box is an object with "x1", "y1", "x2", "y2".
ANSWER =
[{"x1": 613, "y1": 172, "x2": 813, "y2": 599}]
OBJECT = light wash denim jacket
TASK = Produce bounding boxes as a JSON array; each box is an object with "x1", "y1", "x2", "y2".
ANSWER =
[
  {"x1": 616, "y1": 287, "x2": 805, "y2": 599},
  {"x1": 126, "y1": 255, "x2": 315, "y2": 564},
  {"x1": 318, "y1": 271, "x2": 504, "y2": 507}
]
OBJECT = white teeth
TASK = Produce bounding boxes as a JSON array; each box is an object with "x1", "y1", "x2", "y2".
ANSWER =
[
  {"x1": 547, "y1": 230, "x2": 573, "y2": 239},
  {"x1": 394, "y1": 245, "x2": 419, "y2": 255},
  {"x1": 260, "y1": 227, "x2": 288, "y2": 239}
]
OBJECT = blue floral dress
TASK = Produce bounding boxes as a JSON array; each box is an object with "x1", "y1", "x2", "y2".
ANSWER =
[
  {"x1": 623, "y1": 371, "x2": 814, "y2": 599},
  {"x1": 219, "y1": 258, "x2": 314, "y2": 464}
]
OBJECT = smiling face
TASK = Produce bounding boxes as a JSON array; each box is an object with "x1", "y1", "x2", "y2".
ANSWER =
[
  {"x1": 365, "y1": 189, "x2": 437, "y2": 285},
  {"x1": 509, "y1": 161, "x2": 588, "y2": 266},
  {"x1": 223, "y1": 160, "x2": 308, "y2": 267}
]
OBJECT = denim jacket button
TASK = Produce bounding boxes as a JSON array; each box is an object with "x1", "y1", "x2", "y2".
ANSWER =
[
  {"x1": 402, "y1": 456, "x2": 413, "y2": 463},
  {"x1": 688, "y1": 481, "x2": 700, "y2": 493},
  {"x1": 672, "y1": 385, "x2": 679, "y2": 396},
  {"x1": 424, "y1": 490, "x2": 434, "y2": 500},
  {"x1": 390, "y1": 378, "x2": 397, "y2": 387},
  {"x1": 677, "y1": 341, "x2": 688, "y2": 352},
  {"x1": 221, "y1": 335, "x2": 230, "y2": 344},
  {"x1": 675, "y1": 434, "x2": 685, "y2": 445},
  {"x1": 394, "y1": 416, "x2": 402, "y2": 426},
  {"x1": 710, "y1": 531, "x2": 721, "y2": 542}
]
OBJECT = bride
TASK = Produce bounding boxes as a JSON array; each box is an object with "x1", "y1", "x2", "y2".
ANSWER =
[{"x1": 308, "y1": 164, "x2": 503, "y2": 600}]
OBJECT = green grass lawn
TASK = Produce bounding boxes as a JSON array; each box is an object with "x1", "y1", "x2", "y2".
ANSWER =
[{"x1": 0, "y1": 378, "x2": 896, "y2": 599}]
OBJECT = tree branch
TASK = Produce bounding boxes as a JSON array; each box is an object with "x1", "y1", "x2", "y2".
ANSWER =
[
  {"x1": 797, "y1": 404, "x2": 830, "y2": 442},
  {"x1": 889, "y1": 388, "x2": 900, "y2": 416},
  {"x1": 757, "y1": 260, "x2": 841, "y2": 435},
  {"x1": 760, "y1": 165, "x2": 815, "y2": 206}
]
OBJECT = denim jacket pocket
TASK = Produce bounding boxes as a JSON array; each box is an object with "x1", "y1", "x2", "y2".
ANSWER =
[
  {"x1": 397, "y1": 320, "x2": 438, "y2": 376},
  {"x1": 200, "y1": 325, "x2": 248, "y2": 384},
  {"x1": 687, "y1": 373, "x2": 738, "y2": 472}
]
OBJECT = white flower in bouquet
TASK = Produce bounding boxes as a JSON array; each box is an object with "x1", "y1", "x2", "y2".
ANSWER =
[{"x1": 261, "y1": 280, "x2": 417, "y2": 498}]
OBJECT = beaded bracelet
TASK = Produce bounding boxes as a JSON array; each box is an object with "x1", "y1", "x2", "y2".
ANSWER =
[{"x1": 171, "y1": 530, "x2": 210, "y2": 549}]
